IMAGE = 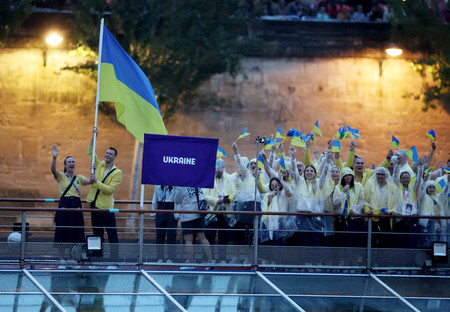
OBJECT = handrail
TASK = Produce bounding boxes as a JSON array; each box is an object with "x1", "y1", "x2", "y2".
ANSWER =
[
  {"x1": 0, "y1": 198, "x2": 152, "y2": 204},
  {"x1": 0, "y1": 205, "x2": 448, "y2": 219}
]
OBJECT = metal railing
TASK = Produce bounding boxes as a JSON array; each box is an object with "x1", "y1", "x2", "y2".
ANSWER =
[{"x1": 0, "y1": 198, "x2": 448, "y2": 273}]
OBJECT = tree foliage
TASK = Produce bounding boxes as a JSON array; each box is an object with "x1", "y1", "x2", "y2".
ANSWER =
[
  {"x1": 388, "y1": 0, "x2": 450, "y2": 110},
  {"x1": 0, "y1": 0, "x2": 33, "y2": 47},
  {"x1": 71, "y1": 0, "x2": 261, "y2": 120}
]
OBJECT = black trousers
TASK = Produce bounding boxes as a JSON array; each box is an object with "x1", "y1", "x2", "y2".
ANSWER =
[
  {"x1": 155, "y1": 212, "x2": 178, "y2": 259},
  {"x1": 91, "y1": 209, "x2": 119, "y2": 259}
]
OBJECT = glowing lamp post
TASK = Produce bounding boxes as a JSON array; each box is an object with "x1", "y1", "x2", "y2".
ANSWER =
[
  {"x1": 385, "y1": 43, "x2": 403, "y2": 57},
  {"x1": 43, "y1": 33, "x2": 63, "y2": 67}
]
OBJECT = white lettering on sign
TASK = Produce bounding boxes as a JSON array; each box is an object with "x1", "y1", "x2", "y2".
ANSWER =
[{"x1": 163, "y1": 156, "x2": 196, "y2": 165}]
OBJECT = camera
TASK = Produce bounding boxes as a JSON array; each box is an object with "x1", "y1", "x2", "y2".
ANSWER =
[{"x1": 256, "y1": 136, "x2": 266, "y2": 144}]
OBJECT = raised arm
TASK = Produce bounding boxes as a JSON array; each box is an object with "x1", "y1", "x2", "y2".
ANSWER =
[
  {"x1": 413, "y1": 157, "x2": 425, "y2": 194},
  {"x1": 268, "y1": 143, "x2": 277, "y2": 167},
  {"x1": 344, "y1": 139, "x2": 356, "y2": 168},
  {"x1": 289, "y1": 145, "x2": 300, "y2": 184},
  {"x1": 318, "y1": 160, "x2": 330, "y2": 190},
  {"x1": 278, "y1": 171, "x2": 293, "y2": 197},
  {"x1": 260, "y1": 149, "x2": 275, "y2": 179},
  {"x1": 232, "y1": 141, "x2": 248, "y2": 179},
  {"x1": 303, "y1": 135, "x2": 313, "y2": 166},
  {"x1": 51, "y1": 145, "x2": 59, "y2": 179},
  {"x1": 424, "y1": 141, "x2": 436, "y2": 169}
]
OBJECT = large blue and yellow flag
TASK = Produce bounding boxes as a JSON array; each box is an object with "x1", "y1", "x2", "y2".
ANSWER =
[{"x1": 99, "y1": 25, "x2": 167, "y2": 142}]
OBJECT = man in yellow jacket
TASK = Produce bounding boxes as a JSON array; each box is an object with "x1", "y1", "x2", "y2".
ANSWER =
[{"x1": 87, "y1": 127, "x2": 123, "y2": 262}]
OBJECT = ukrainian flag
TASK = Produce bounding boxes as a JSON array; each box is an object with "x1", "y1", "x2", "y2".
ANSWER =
[
  {"x1": 391, "y1": 136, "x2": 400, "y2": 148},
  {"x1": 276, "y1": 125, "x2": 284, "y2": 139},
  {"x1": 436, "y1": 178, "x2": 447, "y2": 193},
  {"x1": 426, "y1": 129, "x2": 436, "y2": 141},
  {"x1": 406, "y1": 145, "x2": 419, "y2": 163},
  {"x1": 98, "y1": 25, "x2": 167, "y2": 142},
  {"x1": 237, "y1": 128, "x2": 250, "y2": 140},
  {"x1": 217, "y1": 146, "x2": 227, "y2": 158},
  {"x1": 331, "y1": 140, "x2": 341, "y2": 152},
  {"x1": 347, "y1": 125, "x2": 360, "y2": 139},
  {"x1": 425, "y1": 160, "x2": 441, "y2": 174},
  {"x1": 257, "y1": 154, "x2": 265, "y2": 170},
  {"x1": 313, "y1": 120, "x2": 323, "y2": 138}
]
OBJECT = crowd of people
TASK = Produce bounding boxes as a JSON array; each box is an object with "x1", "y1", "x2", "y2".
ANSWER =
[
  {"x1": 50, "y1": 126, "x2": 449, "y2": 267},
  {"x1": 153, "y1": 131, "x2": 449, "y2": 264},
  {"x1": 264, "y1": 0, "x2": 390, "y2": 22}
]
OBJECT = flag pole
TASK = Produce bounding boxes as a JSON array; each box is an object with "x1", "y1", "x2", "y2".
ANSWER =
[{"x1": 92, "y1": 18, "x2": 105, "y2": 173}]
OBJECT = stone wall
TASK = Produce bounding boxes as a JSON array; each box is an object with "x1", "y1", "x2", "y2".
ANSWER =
[{"x1": 1, "y1": 35, "x2": 449, "y2": 202}]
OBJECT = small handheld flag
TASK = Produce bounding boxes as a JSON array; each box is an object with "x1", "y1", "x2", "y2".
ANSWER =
[
  {"x1": 436, "y1": 178, "x2": 447, "y2": 193},
  {"x1": 344, "y1": 192, "x2": 349, "y2": 218},
  {"x1": 425, "y1": 160, "x2": 441, "y2": 174},
  {"x1": 276, "y1": 125, "x2": 284, "y2": 139},
  {"x1": 313, "y1": 120, "x2": 323, "y2": 138},
  {"x1": 391, "y1": 136, "x2": 400, "y2": 148},
  {"x1": 280, "y1": 155, "x2": 289, "y2": 171},
  {"x1": 347, "y1": 125, "x2": 360, "y2": 139},
  {"x1": 217, "y1": 146, "x2": 228, "y2": 158},
  {"x1": 237, "y1": 128, "x2": 250, "y2": 140},
  {"x1": 257, "y1": 154, "x2": 265, "y2": 170},
  {"x1": 331, "y1": 140, "x2": 342, "y2": 152},
  {"x1": 286, "y1": 128, "x2": 296, "y2": 138},
  {"x1": 426, "y1": 129, "x2": 436, "y2": 141},
  {"x1": 290, "y1": 130, "x2": 305, "y2": 147},
  {"x1": 372, "y1": 162, "x2": 375, "y2": 170},
  {"x1": 406, "y1": 145, "x2": 419, "y2": 163}
]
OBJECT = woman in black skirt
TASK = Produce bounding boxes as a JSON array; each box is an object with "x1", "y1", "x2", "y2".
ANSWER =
[{"x1": 51, "y1": 145, "x2": 91, "y2": 265}]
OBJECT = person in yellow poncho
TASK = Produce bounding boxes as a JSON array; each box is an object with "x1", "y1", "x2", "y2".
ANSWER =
[
  {"x1": 391, "y1": 157, "x2": 424, "y2": 249},
  {"x1": 333, "y1": 167, "x2": 365, "y2": 247},
  {"x1": 203, "y1": 158, "x2": 237, "y2": 246},
  {"x1": 260, "y1": 175, "x2": 293, "y2": 245},
  {"x1": 364, "y1": 167, "x2": 399, "y2": 248},
  {"x1": 353, "y1": 148, "x2": 393, "y2": 186},
  {"x1": 231, "y1": 142, "x2": 267, "y2": 247},
  {"x1": 418, "y1": 178, "x2": 449, "y2": 248},
  {"x1": 291, "y1": 157, "x2": 329, "y2": 246}
]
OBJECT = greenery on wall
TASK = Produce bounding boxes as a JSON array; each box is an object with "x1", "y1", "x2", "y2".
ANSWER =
[
  {"x1": 70, "y1": 0, "x2": 261, "y2": 120},
  {"x1": 388, "y1": 0, "x2": 450, "y2": 111}
]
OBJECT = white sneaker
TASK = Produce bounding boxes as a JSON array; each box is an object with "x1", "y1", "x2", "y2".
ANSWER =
[
  {"x1": 106, "y1": 265, "x2": 118, "y2": 269},
  {"x1": 205, "y1": 260, "x2": 216, "y2": 271}
]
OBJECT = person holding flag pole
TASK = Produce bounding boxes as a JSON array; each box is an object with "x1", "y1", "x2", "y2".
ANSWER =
[{"x1": 87, "y1": 18, "x2": 167, "y2": 265}]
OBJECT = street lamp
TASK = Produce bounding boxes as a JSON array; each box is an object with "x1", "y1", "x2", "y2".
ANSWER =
[
  {"x1": 385, "y1": 43, "x2": 403, "y2": 57},
  {"x1": 43, "y1": 32, "x2": 63, "y2": 67}
]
